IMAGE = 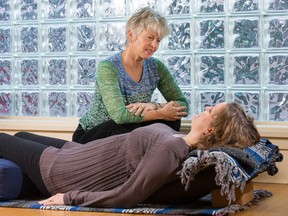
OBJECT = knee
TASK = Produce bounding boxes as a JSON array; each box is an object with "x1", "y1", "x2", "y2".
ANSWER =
[
  {"x1": 14, "y1": 132, "x2": 30, "y2": 138},
  {"x1": 0, "y1": 132, "x2": 11, "y2": 139}
]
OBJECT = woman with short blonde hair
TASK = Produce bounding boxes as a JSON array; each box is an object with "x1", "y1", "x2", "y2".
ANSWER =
[{"x1": 72, "y1": 7, "x2": 189, "y2": 144}]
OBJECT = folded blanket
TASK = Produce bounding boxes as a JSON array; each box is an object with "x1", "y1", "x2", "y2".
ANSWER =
[{"x1": 178, "y1": 138, "x2": 283, "y2": 204}]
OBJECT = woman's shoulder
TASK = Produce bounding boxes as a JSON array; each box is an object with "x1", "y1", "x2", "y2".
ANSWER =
[
  {"x1": 147, "y1": 57, "x2": 164, "y2": 64},
  {"x1": 145, "y1": 57, "x2": 167, "y2": 74},
  {"x1": 145, "y1": 56, "x2": 162, "y2": 65},
  {"x1": 107, "y1": 52, "x2": 121, "y2": 61},
  {"x1": 97, "y1": 52, "x2": 122, "y2": 73},
  {"x1": 99, "y1": 52, "x2": 121, "y2": 66}
]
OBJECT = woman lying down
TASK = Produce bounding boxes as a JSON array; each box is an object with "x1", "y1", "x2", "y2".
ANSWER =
[{"x1": 0, "y1": 102, "x2": 260, "y2": 208}]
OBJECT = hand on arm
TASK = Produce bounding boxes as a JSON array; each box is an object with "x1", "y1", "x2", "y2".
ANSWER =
[
  {"x1": 126, "y1": 101, "x2": 187, "y2": 121},
  {"x1": 126, "y1": 102, "x2": 157, "y2": 116},
  {"x1": 156, "y1": 101, "x2": 188, "y2": 121}
]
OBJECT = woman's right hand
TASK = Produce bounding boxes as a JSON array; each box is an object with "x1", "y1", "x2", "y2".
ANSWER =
[{"x1": 159, "y1": 101, "x2": 188, "y2": 121}]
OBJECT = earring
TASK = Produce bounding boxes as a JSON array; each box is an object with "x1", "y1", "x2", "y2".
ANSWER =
[{"x1": 203, "y1": 129, "x2": 213, "y2": 136}]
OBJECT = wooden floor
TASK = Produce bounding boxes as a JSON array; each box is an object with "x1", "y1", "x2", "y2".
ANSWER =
[{"x1": 1, "y1": 183, "x2": 287, "y2": 216}]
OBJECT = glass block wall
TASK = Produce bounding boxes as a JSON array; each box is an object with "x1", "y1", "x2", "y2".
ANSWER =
[{"x1": 0, "y1": 0, "x2": 287, "y2": 121}]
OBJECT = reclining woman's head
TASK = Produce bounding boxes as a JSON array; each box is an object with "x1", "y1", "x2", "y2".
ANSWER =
[{"x1": 192, "y1": 102, "x2": 261, "y2": 150}]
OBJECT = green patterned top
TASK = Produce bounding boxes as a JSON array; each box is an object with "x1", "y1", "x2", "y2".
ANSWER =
[{"x1": 79, "y1": 52, "x2": 189, "y2": 131}]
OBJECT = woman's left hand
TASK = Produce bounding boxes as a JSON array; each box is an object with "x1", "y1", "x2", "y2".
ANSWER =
[
  {"x1": 126, "y1": 102, "x2": 155, "y2": 116},
  {"x1": 39, "y1": 193, "x2": 65, "y2": 206}
]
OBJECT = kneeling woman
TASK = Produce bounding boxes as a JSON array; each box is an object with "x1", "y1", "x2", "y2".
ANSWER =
[{"x1": 0, "y1": 102, "x2": 260, "y2": 208}]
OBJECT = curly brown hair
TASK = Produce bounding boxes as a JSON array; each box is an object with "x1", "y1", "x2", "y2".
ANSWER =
[{"x1": 196, "y1": 102, "x2": 261, "y2": 150}]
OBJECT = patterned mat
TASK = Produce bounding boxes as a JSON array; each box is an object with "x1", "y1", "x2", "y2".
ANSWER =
[{"x1": 0, "y1": 190, "x2": 272, "y2": 215}]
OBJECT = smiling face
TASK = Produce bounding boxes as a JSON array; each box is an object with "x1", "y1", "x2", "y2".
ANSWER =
[
  {"x1": 128, "y1": 29, "x2": 161, "y2": 59},
  {"x1": 191, "y1": 102, "x2": 228, "y2": 135}
]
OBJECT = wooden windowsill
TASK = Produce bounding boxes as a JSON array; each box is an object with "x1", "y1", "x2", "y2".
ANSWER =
[
  {"x1": 1, "y1": 116, "x2": 288, "y2": 136},
  {"x1": 0, "y1": 116, "x2": 79, "y2": 132}
]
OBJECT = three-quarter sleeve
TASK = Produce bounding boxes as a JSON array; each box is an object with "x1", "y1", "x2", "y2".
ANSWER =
[
  {"x1": 155, "y1": 59, "x2": 190, "y2": 113},
  {"x1": 96, "y1": 61, "x2": 143, "y2": 124}
]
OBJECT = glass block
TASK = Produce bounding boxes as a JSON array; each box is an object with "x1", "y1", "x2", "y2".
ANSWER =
[
  {"x1": 129, "y1": 0, "x2": 159, "y2": 14},
  {"x1": 46, "y1": 0, "x2": 67, "y2": 19},
  {"x1": 75, "y1": 91, "x2": 94, "y2": 117},
  {"x1": 99, "y1": 22, "x2": 125, "y2": 51},
  {"x1": 47, "y1": 25, "x2": 67, "y2": 52},
  {"x1": 76, "y1": 24, "x2": 96, "y2": 51},
  {"x1": 196, "y1": 0, "x2": 224, "y2": 13},
  {"x1": 196, "y1": 55, "x2": 225, "y2": 85},
  {"x1": 232, "y1": 91, "x2": 260, "y2": 120},
  {"x1": 0, "y1": 0, "x2": 10, "y2": 21},
  {"x1": 151, "y1": 90, "x2": 161, "y2": 103},
  {"x1": 17, "y1": 0, "x2": 38, "y2": 20},
  {"x1": 230, "y1": 17, "x2": 259, "y2": 49},
  {"x1": 182, "y1": 91, "x2": 192, "y2": 119},
  {"x1": 72, "y1": 57, "x2": 96, "y2": 85},
  {"x1": 44, "y1": 58, "x2": 67, "y2": 85},
  {"x1": 100, "y1": 0, "x2": 126, "y2": 17},
  {"x1": 268, "y1": 55, "x2": 288, "y2": 85},
  {"x1": 167, "y1": 21, "x2": 190, "y2": 50},
  {"x1": 19, "y1": 26, "x2": 39, "y2": 53},
  {"x1": 0, "y1": 91, "x2": 13, "y2": 116},
  {"x1": 230, "y1": 54, "x2": 260, "y2": 85},
  {"x1": 0, "y1": 27, "x2": 11, "y2": 53},
  {"x1": 74, "y1": 0, "x2": 96, "y2": 18},
  {"x1": 164, "y1": 0, "x2": 191, "y2": 15},
  {"x1": 266, "y1": 0, "x2": 288, "y2": 11},
  {"x1": 0, "y1": 59, "x2": 12, "y2": 85},
  {"x1": 19, "y1": 58, "x2": 39, "y2": 86},
  {"x1": 47, "y1": 91, "x2": 68, "y2": 117},
  {"x1": 0, "y1": 0, "x2": 286, "y2": 121},
  {"x1": 17, "y1": 91, "x2": 40, "y2": 116},
  {"x1": 266, "y1": 17, "x2": 288, "y2": 48},
  {"x1": 195, "y1": 18, "x2": 224, "y2": 49},
  {"x1": 164, "y1": 55, "x2": 191, "y2": 86},
  {"x1": 230, "y1": 0, "x2": 259, "y2": 12},
  {"x1": 199, "y1": 91, "x2": 226, "y2": 112},
  {"x1": 268, "y1": 92, "x2": 288, "y2": 121}
]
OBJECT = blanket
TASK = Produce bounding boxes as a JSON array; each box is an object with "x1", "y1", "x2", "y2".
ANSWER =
[
  {"x1": 0, "y1": 190, "x2": 272, "y2": 215},
  {"x1": 178, "y1": 138, "x2": 283, "y2": 204}
]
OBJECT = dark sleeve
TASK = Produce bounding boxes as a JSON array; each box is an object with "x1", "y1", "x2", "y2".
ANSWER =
[{"x1": 63, "y1": 138, "x2": 189, "y2": 208}]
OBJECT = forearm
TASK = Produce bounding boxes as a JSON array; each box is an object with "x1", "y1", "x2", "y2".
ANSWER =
[
  {"x1": 64, "y1": 187, "x2": 141, "y2": 208},
  {"x1": 140, "y1": 101, "x2": 188, "y2": 122},
  {"x1": 142, "y1": 109, "x2": 165, "y2": 122}
]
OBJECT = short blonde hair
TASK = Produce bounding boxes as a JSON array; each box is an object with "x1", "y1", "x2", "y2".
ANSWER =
[{"x1": 125, "y1": 7, "x2": 170, "y2": 47}]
